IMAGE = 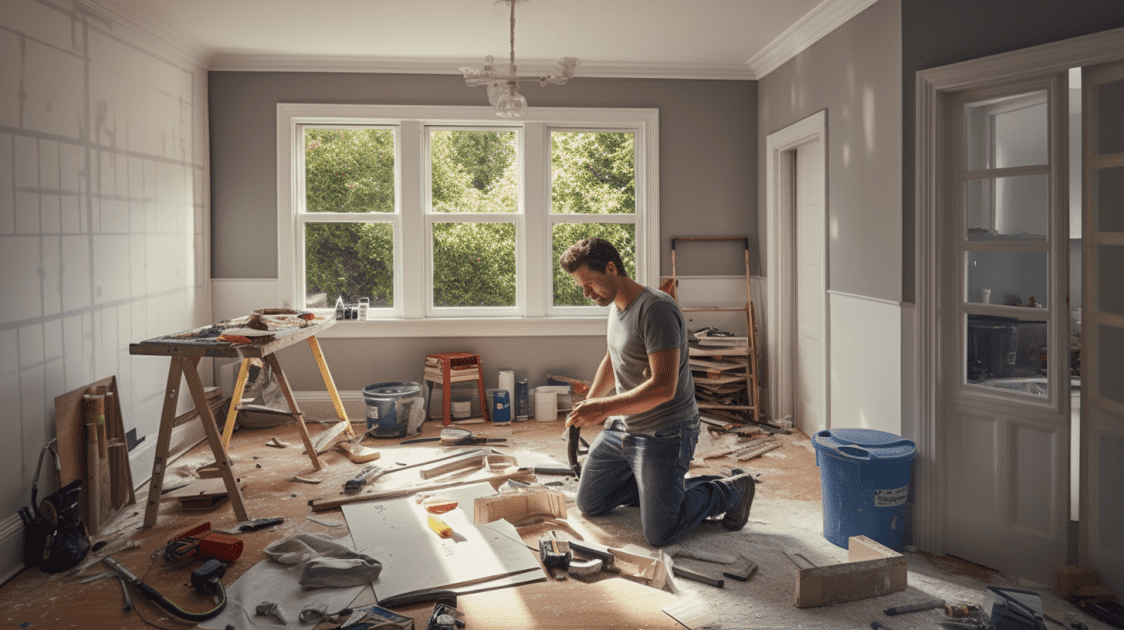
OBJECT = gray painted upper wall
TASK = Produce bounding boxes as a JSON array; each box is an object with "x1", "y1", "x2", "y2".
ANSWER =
[
  {"x1": 899, "y1": 0, "x2": 1124, "y2": 303},
  {"x1": 756, "y1": 0, "x2": 904, "y2": 301},
  {"x1": 208, "y1": 73, "x2": 757, "y2": 279}
]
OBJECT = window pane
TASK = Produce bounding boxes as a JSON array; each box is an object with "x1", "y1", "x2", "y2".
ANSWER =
[
  {"x1": 965, "y1": 91, "x2": 1047, "y2": 171},
  {"x1": 304, "y1": 128, "x2": 395, "y2": 213},
  {"x1": 432, "y1": 222, "x2": 516, "y2": 306},
  {"x1": 552, "y1": 223, "x2": 636, "y2": 306},
  {"x1": 966, "y1": 250, "x2": 1047, "y2": 308},
  {"x1": 1098, "y1": 245, "x2": 1124, "y2": 317},
  {"x1": 1096, "y1": 165, "x2": 1124, "y2": 233},
  {"x1": 966, "y1": 314, "x2": 1049, "y2": 398},
  {"x1": 304, "y1": 223, "x2": 393, "y2": 308},
  {"x1": 965, "y1": 175, "x2": 1048, "y2": 240},
  {"x1": 1096, "y1": 76, "x2": 1124, "y2": 156},
  {"x1": 430, "y1": 130, "x2": 517, "y2": 214},
  {"x1": 551, "y1": 131, "x2": 635, "y2": 214}
]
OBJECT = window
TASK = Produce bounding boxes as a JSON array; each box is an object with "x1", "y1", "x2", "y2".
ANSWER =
[{"x1": 278, "y1": 105, "x2": 659, "y2": 337}]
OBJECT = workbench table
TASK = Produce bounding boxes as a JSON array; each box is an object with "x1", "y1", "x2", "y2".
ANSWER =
[{"x1": 130, "y1": 315, "x2": 352, "y2": 527}]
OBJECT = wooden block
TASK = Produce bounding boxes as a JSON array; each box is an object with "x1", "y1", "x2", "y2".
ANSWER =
[
  {"x1": 1056, "y1": 565, "x2": 1101, "y2": 599},
  {"x1": 1074, "y1": 584, "x2": 1116, "y2": 602},
  {"x1": 794, "y1": 535, "x2": 907, "y2": 608},
  {"x1": 420, "y1": 454, "x2": 487, "y2": 479},
  {"x1": 473, "y1": 487, "x2": 567, "y2": 524}
]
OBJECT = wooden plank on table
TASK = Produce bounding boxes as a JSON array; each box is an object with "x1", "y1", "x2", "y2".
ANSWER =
[{"x1": 794, "y1": 535, "x2": 907, "y2": 608}]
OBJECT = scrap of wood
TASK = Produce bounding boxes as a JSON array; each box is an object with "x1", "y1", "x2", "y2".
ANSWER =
[
  {"x1": 723, "y1": 557, "x2": 758, "y2": 582},
  {"x1": 420, "y1": 454, "x2": 487, "y2": 479},
  {"x1": 292, "y1": 475, "x2": 322, "y2": 484},
  {"x1": 266, "y1": 437, "x2": 290, "y2": 448},
  {"x1": 308, "y1": 467, "x2": 537, "y2": 512},
  {"x1": 474, "y1": 487, "x2": 567, "y2": 525},
  {"x1": 336, "y1": 441, "x2": 380, "y2": 463},
  {"x1": 163, "y1": 478, "x2": 245, "y2": 501},
  {"x1": 308, "y1": 419, "x2": 352, "y2": 454},
  {"x1": 734, "y1": 441, "x2": 781, "y2": 461},
  {"x1": 696, "y1": 436, "x2": 771, "y2": 460},
  {"x1": 793, "y1": 535, "x2": 907, "y2": 608}
]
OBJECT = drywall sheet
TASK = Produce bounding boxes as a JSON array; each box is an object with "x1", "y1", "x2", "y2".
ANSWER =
[{"x1": 343, "y1": 483, "x2": 542, "y2": 601}]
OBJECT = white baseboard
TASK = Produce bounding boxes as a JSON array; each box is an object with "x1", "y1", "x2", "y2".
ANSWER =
[{"x1": 0, "y1": 513, "x2": 25, "y2": 586}]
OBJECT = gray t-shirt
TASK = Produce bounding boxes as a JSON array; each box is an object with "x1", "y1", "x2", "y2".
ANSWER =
[{"x1": 606, "y1": 287, "x2": 698, "y2": 434}]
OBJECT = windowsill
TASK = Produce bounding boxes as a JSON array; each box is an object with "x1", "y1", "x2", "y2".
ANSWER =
[{"x1": 314, "y1": 315, "x2": 608, "y2": 338}]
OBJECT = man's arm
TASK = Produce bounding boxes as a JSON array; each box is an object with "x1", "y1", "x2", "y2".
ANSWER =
[
  {"x1": 566, "y1": 347, "x2": 679, "y2": 428},
  {"x1": 586, "y1": 348, "x2": 616, "y2": 400}
]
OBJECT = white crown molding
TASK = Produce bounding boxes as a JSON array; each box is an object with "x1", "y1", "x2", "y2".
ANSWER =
[
  {"x1": 209, "y1": 55, "x2": 756, "y2": 80},
  {"x1": 81, "y1": 0, "x2": 213, "y2": 68},
  {"x1": 746, "y1": 0, "x2": 880, "y2": 80}
]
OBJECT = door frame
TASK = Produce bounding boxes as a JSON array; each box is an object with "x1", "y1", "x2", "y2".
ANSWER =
[
  {"x1": 914, "y1": 26, "x2": 1124, "y2": 555},
  {"x1": 766, "y1": 110, "x2": 828, "y2": 435}
]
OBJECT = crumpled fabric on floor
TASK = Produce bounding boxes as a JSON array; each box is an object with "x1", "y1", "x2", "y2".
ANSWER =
[
  {"x1": 196, "y1": 533, "x2": 370, "y2": 630},
  {"x1": 263, "y1": 532, "x2": 383, "y2": 588}
]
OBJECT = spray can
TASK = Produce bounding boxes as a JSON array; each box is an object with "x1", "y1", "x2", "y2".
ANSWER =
[{"x1": 515, "y1": 379, "x2": 529, "y2": 421}]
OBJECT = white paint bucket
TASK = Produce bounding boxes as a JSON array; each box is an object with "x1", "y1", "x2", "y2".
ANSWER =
[{"x1": 534, "y1": 387, "x2": 558, "y2": 421}]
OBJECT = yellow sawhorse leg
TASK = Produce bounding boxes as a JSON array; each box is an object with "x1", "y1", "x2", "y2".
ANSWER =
[
  {"x1": 307, "y1": 335, "x2": 355, "y2": 438},
  {"x1": 221, "y1": 359, "x2": 252, "y2": 450}
]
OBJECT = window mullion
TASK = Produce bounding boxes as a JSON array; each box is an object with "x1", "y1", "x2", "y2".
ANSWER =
[
  {"x1": 400, "y1": 121, "x2": 424, "y2": 318},
  {"x1": 524, "y1": 123, "x2": 548, "y2": 317}
]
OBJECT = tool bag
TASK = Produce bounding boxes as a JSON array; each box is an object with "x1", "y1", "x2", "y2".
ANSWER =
[{"x1": 17, "y1": 442, "x2": 90, "y2": 573}]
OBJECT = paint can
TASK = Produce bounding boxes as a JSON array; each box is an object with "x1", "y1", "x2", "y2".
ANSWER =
[
  {"x1": 491, "y1": 390, "x2": 511, "y2": 425},
  {"x1": 534, "y1": 387, "x2": 558, "y2": 421},
  {"x1": 515, "y1": 379, "x2": 529, "y2": 421},
  {"x1": 363, "y1": 382, "x2": 422, "y2": 438}
]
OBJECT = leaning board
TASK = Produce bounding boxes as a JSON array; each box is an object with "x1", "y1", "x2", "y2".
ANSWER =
[{"x1": 342, "y1": 483, "x2": 541, "y2": 601}]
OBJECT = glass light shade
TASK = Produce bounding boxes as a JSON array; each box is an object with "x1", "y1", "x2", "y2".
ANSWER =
[{"x1": 494, "y1": 88, "x2": 527, "y2": 118}]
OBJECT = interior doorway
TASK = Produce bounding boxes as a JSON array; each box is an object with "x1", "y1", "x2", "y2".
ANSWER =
[{"x1": 766, "y1": 111, "x2": 829, "y2": 437}]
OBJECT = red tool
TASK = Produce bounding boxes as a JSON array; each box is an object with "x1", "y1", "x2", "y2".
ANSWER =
[{"x1": 163, "y1": 522, "x2": 242, "y2": 563}]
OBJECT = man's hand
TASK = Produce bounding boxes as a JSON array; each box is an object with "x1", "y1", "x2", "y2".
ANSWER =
[{"x1": 566, "y1": 397, "x2": 610, "y2": 428}]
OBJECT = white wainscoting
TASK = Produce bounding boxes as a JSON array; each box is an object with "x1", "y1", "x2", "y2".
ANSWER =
[{"x1": 828, "y1": 291, "x2": 903, "y2": 435}]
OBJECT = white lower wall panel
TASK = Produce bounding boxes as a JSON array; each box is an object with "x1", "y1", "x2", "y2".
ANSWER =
[{"x1": 828, "y1": 291, "x2": 902, "y2": 435}]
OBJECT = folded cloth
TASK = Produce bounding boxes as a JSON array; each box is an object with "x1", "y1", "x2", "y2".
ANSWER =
[
  {"x1": 263, "y1": 533, "x2": 382, "y2": 589},
  {"x1": 263, "y1": 533, "x2": 362, "y2": 565},
  {"x1": 300, "y1": 556, "x2": 383, "y2": 589}
]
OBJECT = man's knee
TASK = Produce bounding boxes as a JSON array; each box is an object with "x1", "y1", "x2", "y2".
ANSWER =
[{"x1": 642, "y1": 525, "x2": 679, "y2": 548}]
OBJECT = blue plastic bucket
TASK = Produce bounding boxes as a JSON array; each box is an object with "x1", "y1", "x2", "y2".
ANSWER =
[
  {"x1": 363, "y1": 382, "x2": 421, "y2": 438},
  {"x1": 812, "y1": 428, "x2": 916, "y2": 551},
  {"x1": 492, "y1": 390, "x2": 511, "y2": 425}
]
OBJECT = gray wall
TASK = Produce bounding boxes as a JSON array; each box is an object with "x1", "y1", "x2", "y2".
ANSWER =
[
  {"x1": 756, "y1": 0, "x2": 904, "y2": 301},
  {"x1": 209, "y1": 73, "x2": 756, "y2": 391},
  {"x1": 900, "y1": 0, "x2": 1124, "y2": 302},
  {"x1": 209, "y1": 73, "x2": 757, "y2": 279}
]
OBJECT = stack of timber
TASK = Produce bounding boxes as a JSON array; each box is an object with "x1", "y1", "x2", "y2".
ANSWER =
[{"x1": 689, "y1": 328, "x2": 754, "y2": 424}]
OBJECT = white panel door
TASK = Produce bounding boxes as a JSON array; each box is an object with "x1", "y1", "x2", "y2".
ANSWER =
[
  {"x1": 1079, "y1": 60, "x2": 1124, "y2": 597},
  {"x1": 796, "y1": 141, "x2": 827, "y2": 434},
  {"x1": 945, "y1": 74, "x2": 1071, "y2": 583}
]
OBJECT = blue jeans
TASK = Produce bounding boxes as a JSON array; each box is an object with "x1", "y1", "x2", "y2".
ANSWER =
[{"x1": 575, "y1": 417, "x2": 738, "y2": 546}]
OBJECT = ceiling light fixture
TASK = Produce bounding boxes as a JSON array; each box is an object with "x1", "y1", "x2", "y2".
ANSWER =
[{"x1": 460, "y1": 0, "x2": 580, "y2": 118}]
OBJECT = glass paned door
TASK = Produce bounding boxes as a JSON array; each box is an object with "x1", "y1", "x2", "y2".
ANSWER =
[
  {"x1": 945, "y1": 74, "x2": 1070, "y2": 585},
  {"x1": 1080, "y1": 60, "x2": 1124, "y2": 598}
]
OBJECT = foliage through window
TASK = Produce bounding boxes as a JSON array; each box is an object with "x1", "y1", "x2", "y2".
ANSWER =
[{"x1": 282, "y1": 105, "x2": 657, "y2": 325}]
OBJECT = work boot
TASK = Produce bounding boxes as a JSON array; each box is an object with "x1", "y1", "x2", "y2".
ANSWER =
[{"x1": 720, "y1": 469, "x2": 756, "y2": 531}]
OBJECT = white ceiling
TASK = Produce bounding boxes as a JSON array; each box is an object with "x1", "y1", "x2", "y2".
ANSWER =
[{"x1": 89, "y1": 0, "x2": 878, "y2": 79}]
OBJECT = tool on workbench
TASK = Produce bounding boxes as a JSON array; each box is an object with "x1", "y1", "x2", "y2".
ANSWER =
[
  {"x1": 342, "y1": 449, "x2": 488, "y2": 494},
  {"x1": 400, "y1": 427, "x2": 507, "y2": 446},
  {"x1": 160, "y1": 522, "x2": 243, "y2": 563},
  {"x1": 885, "y1": 599, "x2": 945, "y2": 616},
  {"x1": 538, "y1": 531, "x2": 573, "y2": 580},
  {"x1": 104, "y1": 556, "x2": 228, "y2": 622}
]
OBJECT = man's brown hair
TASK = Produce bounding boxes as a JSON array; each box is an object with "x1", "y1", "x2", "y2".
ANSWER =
[{"x1": 559, "y1": 238, "x2": 629, "y2": 279}]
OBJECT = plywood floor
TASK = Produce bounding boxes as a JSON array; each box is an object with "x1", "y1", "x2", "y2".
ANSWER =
[{"x1": 0, "y1": 414, "x2": 1113, "y2": 630}]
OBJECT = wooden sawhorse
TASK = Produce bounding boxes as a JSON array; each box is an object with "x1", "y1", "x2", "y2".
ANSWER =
[{"x1": 130, "y1": 317, "x2": 353, "y2": 528}]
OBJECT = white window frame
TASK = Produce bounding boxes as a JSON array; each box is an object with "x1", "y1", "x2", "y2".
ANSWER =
[{"x1": 277, "y1": 104, "x2": 660, "y2": 338}]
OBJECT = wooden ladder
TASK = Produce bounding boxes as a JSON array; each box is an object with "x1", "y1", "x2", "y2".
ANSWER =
[{"x1": 669, "y1": 236, "x2": 761, "y2": 425}]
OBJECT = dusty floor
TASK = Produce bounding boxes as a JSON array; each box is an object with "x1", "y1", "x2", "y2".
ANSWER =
[{"x1": 0, "y1": 414, "x2": 1114, "y2": 630}]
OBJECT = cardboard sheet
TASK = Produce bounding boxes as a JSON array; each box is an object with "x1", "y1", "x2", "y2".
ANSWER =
[{"x1": 343, "y1": 483, "x2": 542, "y2": 601}]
